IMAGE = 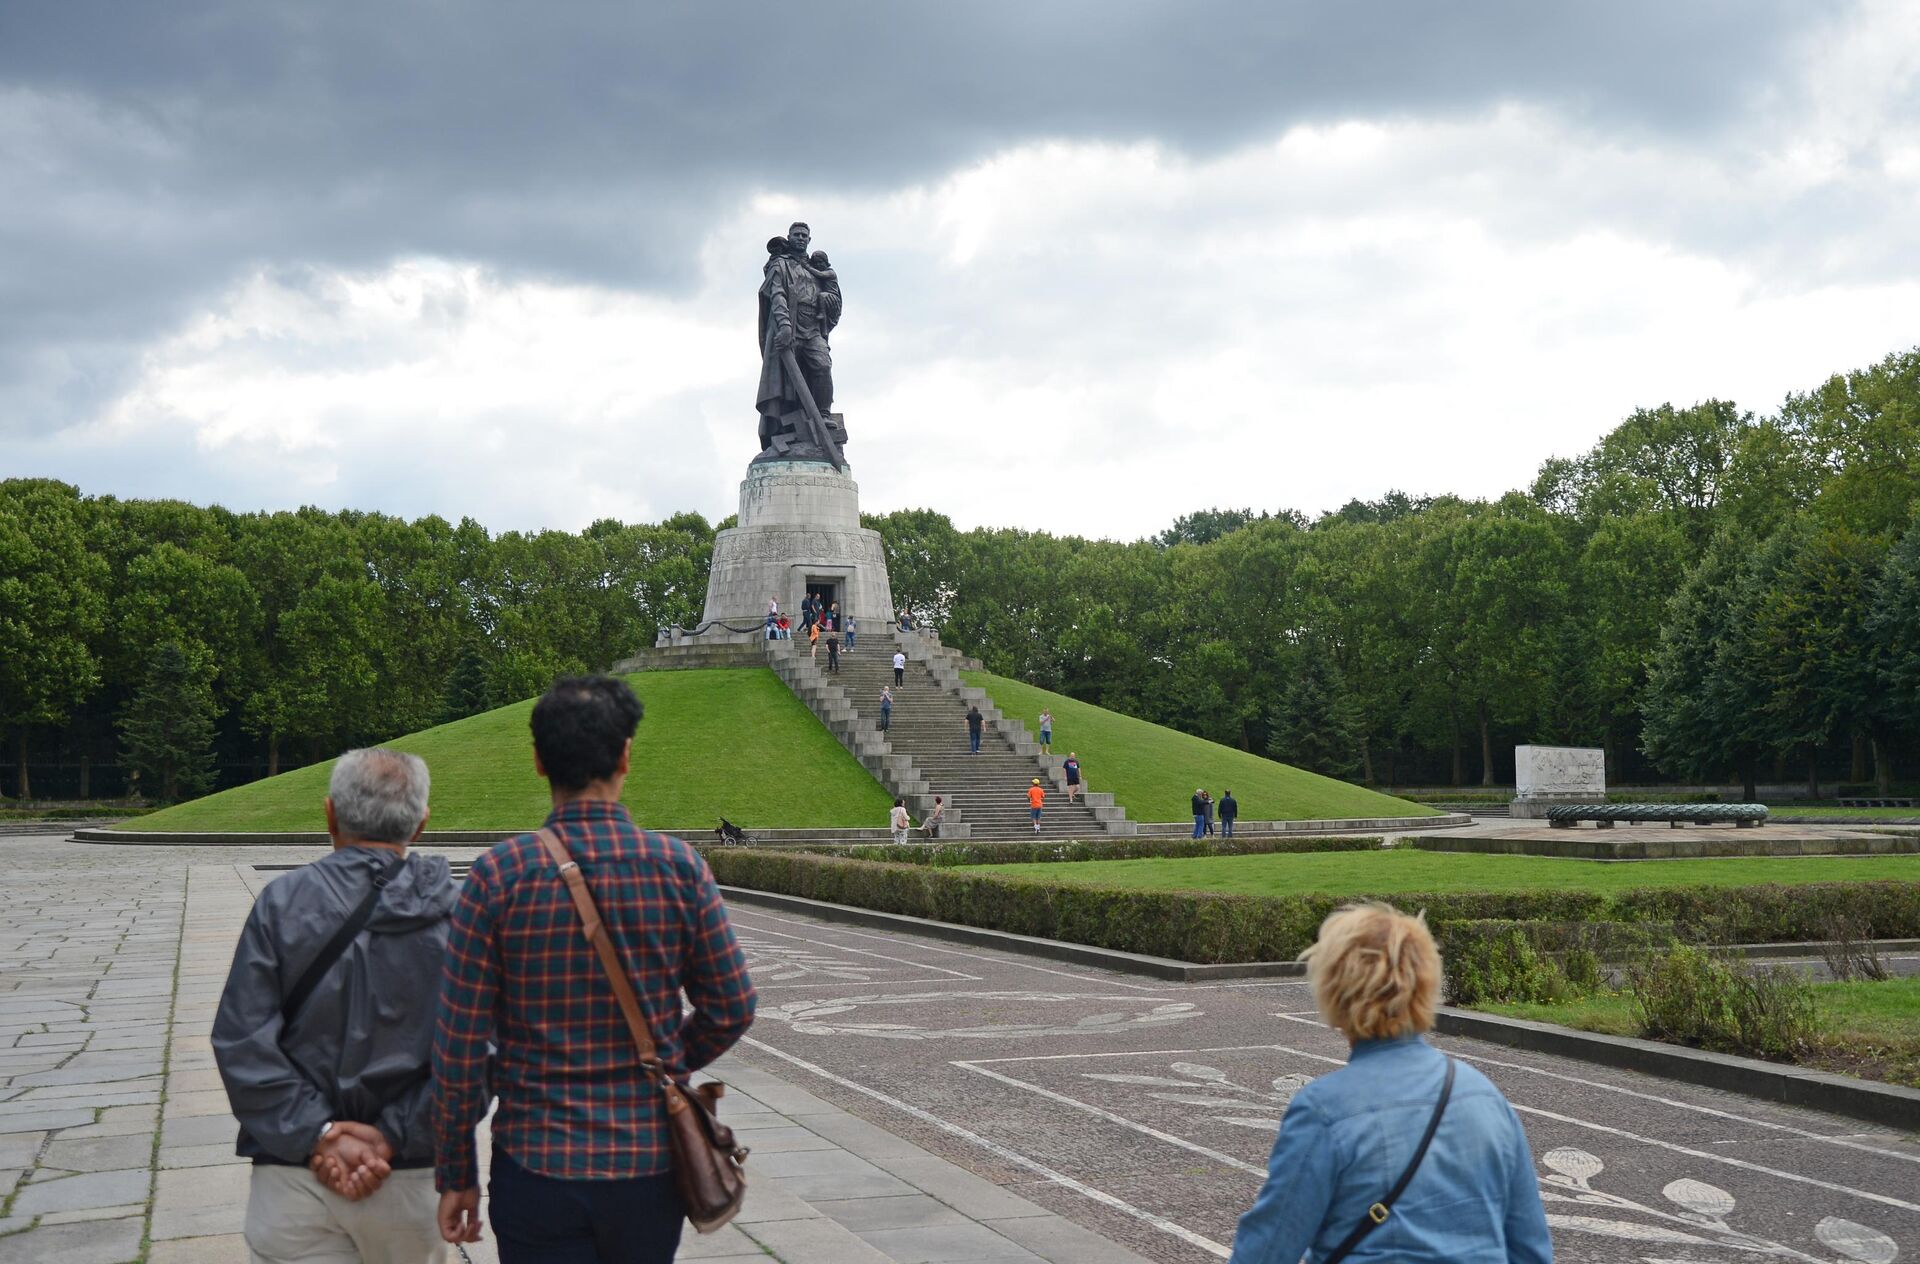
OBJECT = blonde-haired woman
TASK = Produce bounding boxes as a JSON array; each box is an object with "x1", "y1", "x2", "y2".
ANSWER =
[{"x1": 1229, "y1": 903, "x2": 1552, "y2": 1263}]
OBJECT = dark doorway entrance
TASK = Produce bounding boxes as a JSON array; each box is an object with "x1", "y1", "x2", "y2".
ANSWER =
[{"x1": 807, "y1": 579, "x2": 840, "y2": 624}]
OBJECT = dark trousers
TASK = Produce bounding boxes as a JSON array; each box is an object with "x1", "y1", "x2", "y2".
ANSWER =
[
  {"x1": 827, "y1": 641, "x2": 839, "y2": 670},
  {"x1": 1222, "y1": 818, "x2": 1235, "y2": 836},
  {"x1": 969, "y1": 729, "x2": 982, "y2": 753},
  {"x1": 893, "y1": 667, "x2": 904, "y2": 686},
  {"x1": 489, "y1": 1150, "x2": 683, "y2": 1263}
]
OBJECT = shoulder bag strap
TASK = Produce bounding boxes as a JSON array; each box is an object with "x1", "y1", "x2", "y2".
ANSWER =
[
  {"x1": 1321, "y1": 1056, "x2": 1456, "y2": 1264},
  {"x1": 282, "y1": 850, "x2": 410, "y2": 1025},
  {"x1": 536, "y1": 828, "x2": 665, "y2": 1080}
]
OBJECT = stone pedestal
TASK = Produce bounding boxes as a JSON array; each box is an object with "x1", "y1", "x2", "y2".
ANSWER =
[{"x1": 684, "y1": 460, "x2": 895, "y2": 643}]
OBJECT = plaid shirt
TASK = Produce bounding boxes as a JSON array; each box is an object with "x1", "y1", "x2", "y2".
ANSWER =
[{"x1": 431, "y1": 799, "x2": 756, "y2": 1190}]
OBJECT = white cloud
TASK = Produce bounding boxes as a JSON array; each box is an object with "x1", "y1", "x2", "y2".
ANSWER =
[{"x1": 16, "y1": 8, "x2": 1920, "y2": 539}]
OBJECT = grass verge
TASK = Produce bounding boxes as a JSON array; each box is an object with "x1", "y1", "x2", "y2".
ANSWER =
[
  {"x1": 126, "y1": 668, "x2": 893, "y2": 833},
  {"x1": 1477, "y1": 977, "x2": 1920, "y2": 1089},
  {"x1": 969, "y1": 849, "x2": 1920, "y2": 897},
  {"x1": 959, "y1": 670, "x2": 1439, "y2": 823}
]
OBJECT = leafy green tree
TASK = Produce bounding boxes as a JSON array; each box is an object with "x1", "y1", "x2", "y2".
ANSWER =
[
  {"x1": 1266, "y1": 640, "x2": 1364, "y2": 779},
  {"x1": 1786, "y1": 347, "x2": 1920, "y2": 540},
  {"x1": 1156, "y1": 507, "x2": 1305, "y2": 547},
  {"x1": 0, "y1": 481, "x2": 109, "y2": 797},
  {"x1": 1868, "y1": 516, "x2": 1920, "y2": 789},
  {"x1": 1641, "y1": 532, "x2": 1767, "y2": 798},
  {"x1": 865, "y1": 508, "x2": 961, "y2": 627},
  {"x1": 1745, "y1": 522, "x2": 1886, "y2": 797},
  {"x1": 1538, "y1": 401, "x2": 1752, "y2": 546},
  {"x1": 119, "y1": 642, "x2": 219, "y2": 803}
]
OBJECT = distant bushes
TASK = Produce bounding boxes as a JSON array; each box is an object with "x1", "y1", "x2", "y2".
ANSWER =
[{"x1": 1626, "y1": 943, "x2": 1815, "y2": 1061}]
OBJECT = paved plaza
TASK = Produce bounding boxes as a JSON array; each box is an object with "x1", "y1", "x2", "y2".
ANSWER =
[{"x1": 3, "y1": 834, "x2": 1917, "y2": 1263}]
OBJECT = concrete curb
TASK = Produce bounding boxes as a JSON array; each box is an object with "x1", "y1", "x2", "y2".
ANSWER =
[
  {"x1": 1434, "y1": 1006, "x2": 1920, "y2": 1131},
  {"x1": 718, "y1": 886, "x2": 1304, "y2": 982}
]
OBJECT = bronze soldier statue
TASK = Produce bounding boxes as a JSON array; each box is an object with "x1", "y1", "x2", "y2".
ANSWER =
[{"x1": 755, "y1": 222, "x2": 847, "y2": 465}]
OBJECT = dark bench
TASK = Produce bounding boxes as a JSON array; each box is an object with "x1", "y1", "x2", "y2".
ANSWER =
[
  {"x1": 1546, "y1": 803, "x2": 1768, "y2": 830},
  {"x1": 1839, "y1": 797, "x2": 1917, "y2": 809}
]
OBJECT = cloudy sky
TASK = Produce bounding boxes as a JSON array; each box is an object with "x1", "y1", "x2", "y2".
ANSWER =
[{"x1": 4, "y1": 2, "x2": 1918, "y2": 539}]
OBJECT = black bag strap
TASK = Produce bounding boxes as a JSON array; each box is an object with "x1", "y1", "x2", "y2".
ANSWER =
[
  {"x1": 282, "y1": 850, "x2": 409, "y2": 1025},
  {"x1": 1322, "y1": 1056, "x2": 1456, "y2": 1264}
]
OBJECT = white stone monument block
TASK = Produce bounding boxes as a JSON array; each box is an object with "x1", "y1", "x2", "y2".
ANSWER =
[{"x1": 1510, "y1": 745, "x2": 1605, "y2": 817}]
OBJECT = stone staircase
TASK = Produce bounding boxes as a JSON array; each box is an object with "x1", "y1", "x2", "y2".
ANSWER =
[{"x1": 766, "y1": 628, "x2": 1133, "y2": 840}]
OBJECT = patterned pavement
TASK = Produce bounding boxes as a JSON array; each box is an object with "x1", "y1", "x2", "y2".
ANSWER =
[{"x1": 2, "y1": 834, "x2": 1915, "y2": 1264}]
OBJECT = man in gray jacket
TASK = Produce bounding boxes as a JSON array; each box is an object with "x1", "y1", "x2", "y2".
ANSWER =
[{"x1": 213, "y1": 748, "x2": 456, "y2": 1264}]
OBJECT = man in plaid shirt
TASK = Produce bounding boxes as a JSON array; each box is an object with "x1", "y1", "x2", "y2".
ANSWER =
[{"x1": 431, "y1": 676, "x2": 756, "y2": 1261}]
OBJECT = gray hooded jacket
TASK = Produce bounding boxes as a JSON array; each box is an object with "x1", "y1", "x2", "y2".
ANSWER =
[{"x1": 212, "y1": 846, "x2": 457, "y2": 1166}]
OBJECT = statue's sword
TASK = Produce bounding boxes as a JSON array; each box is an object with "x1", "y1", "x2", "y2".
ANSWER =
[{"x1": 781, "y1": 346, "x2": 847, "y2": 471}]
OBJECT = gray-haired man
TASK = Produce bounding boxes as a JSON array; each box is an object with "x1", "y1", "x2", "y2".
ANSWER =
[{"x1": 213, "y1": 749, "x2": 456, "y2": 1263}]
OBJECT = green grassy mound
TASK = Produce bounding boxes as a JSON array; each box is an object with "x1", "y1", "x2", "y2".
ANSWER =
[
  {"x1": 961, "y1": 670, "x2": 1439, "y2": 823},
  {"x1": 126, "y1": 668, "x2": 894, "y2": 833},
  {"x1": 971, "y1": 849, "x2": 1920, "y2": 896}
]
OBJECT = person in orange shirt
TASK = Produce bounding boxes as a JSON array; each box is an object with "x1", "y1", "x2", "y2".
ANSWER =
[{"x1": 1027, "y1": 778, "x2": 1046, "y2": 833}]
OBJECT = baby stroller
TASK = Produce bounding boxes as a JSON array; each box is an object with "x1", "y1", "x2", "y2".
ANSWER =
[{"x1": 714, "y1": 818, "x2": 751, "y2": 847}]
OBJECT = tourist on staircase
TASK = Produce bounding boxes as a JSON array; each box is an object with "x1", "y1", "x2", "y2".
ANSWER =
[
  {"x1": 966, "y1": 704, "x2": 984, "y2": 755},
  {"x1": 1027, "y1": 779, "x2": 1046, "y2": 832}
]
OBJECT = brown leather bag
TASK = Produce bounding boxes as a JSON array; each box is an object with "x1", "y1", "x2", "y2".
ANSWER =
[{"x1": 536, "y1": 829, "x2": 750, "y2": 1233}]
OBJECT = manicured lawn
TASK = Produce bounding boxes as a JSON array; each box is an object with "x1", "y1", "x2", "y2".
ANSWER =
[
  {"x1": 125, "y1": 668, "x2": 894, "y2": 833},
  {"x1": 1480, "y1": 977, "x2": 1920, "y2": 1088},
  {"x1": 1764, "y1": 805, "x2": 1920, "y2": 820},
  {"x1": 960, "y1": 670, "x2": 1438, "y2": 823},
  {"x1": 970, "y1": 848, "x2": 1920, "y2": 897}
]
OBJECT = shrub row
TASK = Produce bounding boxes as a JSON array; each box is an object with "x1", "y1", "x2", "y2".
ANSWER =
[
  {"x1": 704, "y1": 848, "x2": 1920, "y2": 964},
  {"x1": 786, "y1": 835, "x2": 1382, "y2": 868}
]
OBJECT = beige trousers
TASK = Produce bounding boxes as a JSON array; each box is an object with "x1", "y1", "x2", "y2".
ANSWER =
[{"x1": 245, "y1": 1165, "x2": 449, "y2": 1264}]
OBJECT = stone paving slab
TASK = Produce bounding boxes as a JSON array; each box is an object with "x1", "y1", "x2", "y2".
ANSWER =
[{"x1": 0, "y1": 838, "x2": 1158, "y2": 1264}]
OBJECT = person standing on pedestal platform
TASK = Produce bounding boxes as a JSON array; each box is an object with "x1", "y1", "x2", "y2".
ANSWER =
[
  {"x1": 1037, "y1": 709, "x2": 1053, "y2": 755},
  {"x1": 1220, "y1": 790, "x2": 1238, "y2": 838}
]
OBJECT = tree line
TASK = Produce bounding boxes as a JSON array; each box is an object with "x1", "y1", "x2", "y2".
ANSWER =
[
  {"x1": 876, "y1": 345, "x2": 1920, "y2": 796},
  {"x1": 0, "y1": 492, "x2": 712, "y2": 799},
  {"x1": 3, "y1": 343, "x2": 1916, "y2": 802}
]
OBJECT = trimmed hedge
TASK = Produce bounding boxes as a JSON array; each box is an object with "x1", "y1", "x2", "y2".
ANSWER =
[
  {"x1": 704, "y1": 848, "x2": 1920, "y2": 964},
  {"x1": 788, "y1": 836, "x2": 1382, "y2": 868}
]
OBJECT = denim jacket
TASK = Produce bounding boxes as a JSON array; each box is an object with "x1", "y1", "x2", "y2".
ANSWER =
[{"x1": 1229, "y1": 1035, "x2": 1553, "y2": 1263}]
